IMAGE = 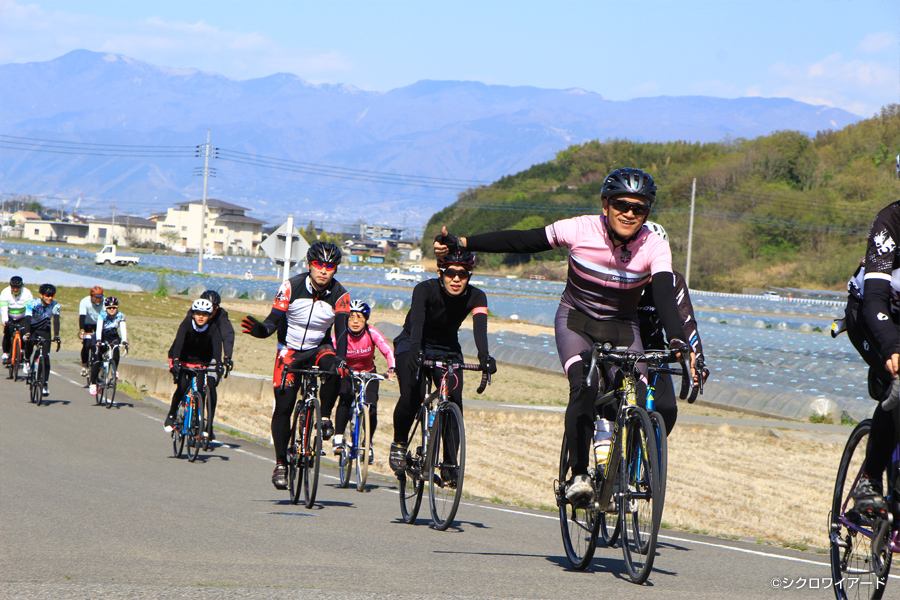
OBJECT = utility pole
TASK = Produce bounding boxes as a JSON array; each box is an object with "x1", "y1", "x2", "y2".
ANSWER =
[
  {"x1": 198, "y1": 130, "x2": 211, "y2": 274},
  {"x1": 685, "y1": 178, "x2": 696, "y2": 288},
  {"x1": 112, "y1": 204, "x2": 117, "y2": 245},
  {"x1": 282, "y1": 214, "x2": 294, "y2": 282}
]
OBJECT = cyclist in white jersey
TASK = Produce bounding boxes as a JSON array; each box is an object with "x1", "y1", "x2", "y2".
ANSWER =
[
  {"x1": 1, "y1": 275, "x2": 34, "y2": 365},
  {"x1": 435, "y1": 168, "x2": 695, "y2": 505}
]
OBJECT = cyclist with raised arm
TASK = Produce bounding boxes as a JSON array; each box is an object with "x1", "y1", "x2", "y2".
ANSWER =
[
  {"x1": 434, "y1": 168, "x2": 694, "y2": 506},
  {"x1": 164, "y1": 298, "x2": 222, "y2": 438},
  {"x1": 388, "y1": 251, "x2": 497, "y2": 474},
  {"x1": 1, "y1": 276, "x2": 33, "y2": 365},
  {"x1": 182, "y1": 290, "x2": 235, "y2": 440},
  {"x1": 23, "y1": 283, "x2": 61, "y2": 396},
  {"x1": 78, "y1": 286, "x2": 104, "y2": 378},
  {"x1": 90, "y1": 297, "x2": 129, "y2": 397},
  {"x1": 241, "y1": 241, "x2": 351, "y2": 490},
  {"x1": 332, "y1": 300, "x2": 396, "y2": 464},
  {"x1": 637, "y1": 221, "x2": 708, "y2": 435},
  {"x1": 841, "y1": 155, "x2": 900, "y2": 515}
]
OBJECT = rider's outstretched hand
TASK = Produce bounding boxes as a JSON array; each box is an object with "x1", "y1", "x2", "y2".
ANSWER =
[
  {"x1": 241, "y1": 316, "x2": 268, "y2": 338},
  {"x1": 479, "y1": 353, "x2": 497, "y2": 375}
]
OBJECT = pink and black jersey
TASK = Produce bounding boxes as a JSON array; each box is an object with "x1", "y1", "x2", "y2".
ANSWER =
[
  {"x1": 335, "y1": 325, "x2": 396, "y2": 372},
  {"x1": 546, "y1": 215, "x2": 672, "y2": 320}
]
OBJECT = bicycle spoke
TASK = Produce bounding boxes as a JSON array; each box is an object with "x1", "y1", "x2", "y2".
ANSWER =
[
  {"x1": 620, "y1": 408, "x2": 661, "y2": 584},
  {"x1": 428, "y1": 402, "x2": 466, "y2": 530},
  {"x1": 557, "y1": 434, "x2": 598, "y2": 569}
]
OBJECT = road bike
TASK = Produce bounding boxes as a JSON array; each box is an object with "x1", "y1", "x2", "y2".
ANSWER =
[
  {"x1": 26, "y1": 333, "x2": 60, "y2": 406},
  {"x1": 94, "y1": 341, "x2": 127, "y2": 408},
  {"x1": 339, "y1": 370, "x2": 387, "y2": 492},
  {"x1": 171, "y1": 364, "x2": 220, "y2": 462},
  {"x1": 397, "y1": 355, "x2": 490, "y2": 531},
  {"x1": 6, "y1": 322, "x2": 26, "y2": 381},
  {"x1": 279, "y1": 367, "x2": 327, "y2": 508},
  {"x1": 829, "y1": 378, "x2": 900, "y2": 600},
  {"x1": 81, "y1": 330, "x2": 96, "y2": 388},
  {"x1": 555, "y1": 342, "x2": 696, "y2": 584}
]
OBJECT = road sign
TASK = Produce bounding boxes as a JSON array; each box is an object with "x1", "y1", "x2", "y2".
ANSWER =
[{"x1": 260, "y1": 220, "x2": 309, "y2": 268}]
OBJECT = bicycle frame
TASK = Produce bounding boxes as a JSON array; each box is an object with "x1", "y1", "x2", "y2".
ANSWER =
[
  {"x1": 348, "y1": 371, "x2": 385, "y2": 460},
  {"x1": 8, "y1": 322, "x2": 26, "y2": 380},
  {"x1": 179, "y1": 368, "x2": 209, "y2": 437}
]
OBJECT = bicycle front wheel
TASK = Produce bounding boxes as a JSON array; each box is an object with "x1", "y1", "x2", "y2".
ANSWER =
[
  {"x1": 829, "y1": 420, "x2": 890, "y2": 600},
  {"x1": 557, "y1": 433, "x2": 598, "y2": 569},
  {"x1": 187, "y1": 392, "x2": 202, "y2": 462},
  {"x1": 428, "y1": 402, "x2": 466, "y2": 530},
  {"x1": 172, "y1": 402, "x2": 185, "y2": 458},
  {"x1": 648, "y1": 410, "x2": 668, "y2": 509},
  {"x1": 96, "y1": 364, "x2": 107, "y2": 406},
  {"x1": 301, "y1": 397, "x2": 322, "y2": 508},
  {"x1": 288, "y1": 402, "x2": 304, "y2": 504},
  {"x1": 620, "y1": 407, "x2": 662, "y2": 584},
  {"x1": 9, "y1": 337, "x2": 20, "y2": 381},
  {"x1": 399, "y1": 416, "x2": 425, "y2": 524},
  {"x1": 106, "y1": 358, "x2": 118, "y2": 408},
  {"x1": 201, "y1": 390, "x2": 211, "y2": 450},
  {"x1": 338, "y1": 412, "x2": 353, "y2": 489},
  {"x1": 355, "y1": 406, "x2": 370, "y2": 492},
  {"x1": 34, "y1": 357, "x2": 45, "y2": 406}
]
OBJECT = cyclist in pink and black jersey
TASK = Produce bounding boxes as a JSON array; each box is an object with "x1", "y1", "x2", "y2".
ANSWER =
[
  {"x1": 435, "y1": 167, "x2": 695, "y2": 506},
  {"x1": 331, "y1": 300, "x2": 396, "y2": 463}
]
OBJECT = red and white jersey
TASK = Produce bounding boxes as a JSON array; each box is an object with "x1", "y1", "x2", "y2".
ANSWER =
[
  {"x1": 273, "y1": 273, "x2": 351, "y2": 351},
  {"x1": 546, "y1": 215, "x2": 673, "y2": 320}
]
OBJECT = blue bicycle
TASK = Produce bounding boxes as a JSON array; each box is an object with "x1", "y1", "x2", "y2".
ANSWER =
[
  {"x1": 171, "y1": 364, "x2": 225, "y2": 462},
  {"x1": 339, "y1": 371, "x2": 388, "y2": 492}
]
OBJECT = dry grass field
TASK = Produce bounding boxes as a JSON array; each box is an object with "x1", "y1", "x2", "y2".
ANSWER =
[{"x1": 46, "y1": 286, "x2": 847, "y2": 552}]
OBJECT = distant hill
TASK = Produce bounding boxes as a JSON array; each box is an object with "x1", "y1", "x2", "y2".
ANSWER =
[{"x1": 0, "y1": 50, "x2": 862, "y2": 229}]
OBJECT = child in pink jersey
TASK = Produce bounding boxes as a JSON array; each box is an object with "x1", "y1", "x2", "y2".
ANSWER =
[{"x1": 331, "y1": 300, "x2": 396, "y2": 463}]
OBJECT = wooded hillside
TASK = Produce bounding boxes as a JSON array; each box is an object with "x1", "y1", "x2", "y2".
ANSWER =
[{"x1": 425, "y1": 105, "x2": 900, "y2": 293}]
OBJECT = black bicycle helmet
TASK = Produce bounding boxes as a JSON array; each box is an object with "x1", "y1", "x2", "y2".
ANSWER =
[
  {"x1": 437, "y1": 250, "x2": 476, "y2": 270},
  {"x1": 307, "y1": 241, "x2": 342, "y2": 265},
  {"x1": 601, "y1": 168, "x2": 657, "y2": 205},
  {"x1": 200, "y1": 289, "x2": 221, "y2": 307},
  {"x1": 104, "y1": 296, "x2": 119, "y2": 307},
  {"x1": 10, "y1": 276, "x2": 23, "y2": 287},
  {"x1": 39, "y1": 283, "x2": 56, "y2": 295}
]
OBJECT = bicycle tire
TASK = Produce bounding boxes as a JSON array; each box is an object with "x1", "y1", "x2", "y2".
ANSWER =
[
  {"x1": 428, "y1": 401, "x2": 466, "y2": 530},
  {"x1": 97, "y1": 363, "x2": 108, "y2": 406},
  {"x1": 829, "y1": 420, "x2": 890, "y2": 600},
  {"x1": 355, "y1": 406, "x2": 370, "y2": 492},
  {"x1": 302, "y1": 396, "x2": 322, "y2": 508},
  {"x1": 188, "y1": 391, "x2": 202, "y2": 462},
  {"x1": 648, "y1": 410, "x2": 668, "y2": 510},
  {"x1": 172, "y1": 401, "x2": 185, "y2": 458},
  {"x1": 338, "y1": 436, "x2": 353, "y2": 489},
  {"x1": 106, "y1": 357, "x2": 118, "y2": 408},
  {"x1": 34, "y1": 355, "x2": 44, "y2": 406},
  {"x1": 287, "y1": 404, "x2": 303, "y2": 504},
  {"x1": 620, "y1": 406, "x2": 662, "y2": 584},
  {"x1": 201, "y1": 388, "x2": 211, "y2": 451},
  {"x1": 9, "y1": 335, "x2": 20, "y2": 381},
  {"x1": 557, "y1": 433, "x2": 598, "y2": 569},
  {"x1": 399, "y1": 415, "x2": 425, "y2": 524},
  {"x1": 28, "y1": 359, "x2": 40, "y2": 404}
]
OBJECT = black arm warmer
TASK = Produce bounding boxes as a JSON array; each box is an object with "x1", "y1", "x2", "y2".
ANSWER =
[
  {"x1": 79, "y1": 315, "x2": 86, "y2": 330},
  {"x1": 862, "y1": 278, "x2": 899, "y2": 359},
  {"x1": 52, "y1": 314, "x2": 60, "y2": 338},
  {"x1": 650, "y1": 273, "x2": 688, "y2": 345},
  {"x1": 465, "y1": 227, "x2": 553, "y2": 254},
  {"x1": 473, "y1": 313, "x2": 489, "y2": 358},
  {"x1": 261, "y1": 308, "x2": 284, "y2": 338},
  {"x1": 333, "y1": 312, "x2": 349, "y2": 359}
]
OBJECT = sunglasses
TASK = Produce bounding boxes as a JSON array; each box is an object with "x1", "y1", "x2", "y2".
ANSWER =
[
  {"x1": 609, "y1": 198, "x2": 650, "y2": 216},
  {"x1": 440, "y1": 268, "x2": 471, "y2": 280},
  {"x1": 310, "y1": 260, "x2": 337, "y2": 272}
]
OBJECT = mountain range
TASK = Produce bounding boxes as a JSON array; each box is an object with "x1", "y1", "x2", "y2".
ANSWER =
[{"x1": 0, "y1": 50, "x2": 862, "y2": 230}]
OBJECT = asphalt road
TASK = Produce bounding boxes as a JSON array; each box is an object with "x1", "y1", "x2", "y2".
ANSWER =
[{"x1": 1, "y1": 357, "x2": 883, "y2": 600}]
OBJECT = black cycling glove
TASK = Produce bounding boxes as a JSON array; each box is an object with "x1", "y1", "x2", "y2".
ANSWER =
[
  {"x1": 479, "y1": 353, "x2": 497, "y2": 375},
  {"x1": 241, "y1": 316, "x2": 268, "y2": 338}
]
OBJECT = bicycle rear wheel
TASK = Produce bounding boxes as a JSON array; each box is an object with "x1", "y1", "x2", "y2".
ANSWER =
[
  {"x1": 829, "y1": 420, "x2": 890, "y2": 600},
  {"x1": 301, "y1": 397, "x2": 322, "y2": 508},
  {"x1": 172, "y1": 402, "x2": 185, "y2": 458},
  {"x1": 187, "y1": 392, "x2": 202, "y2": 462},
  {"x1": 557, "y1": 433, "x2": 598, "y2": 569},
  {"x1": 355, "y1": 406, "x2": 370, "y2": 492},
  {"x1": 399, "y1": 416, "x2": 425, "y2": 524},
  {"x1": 620, "y1": 407, "x2": 662, "y2": 584}
]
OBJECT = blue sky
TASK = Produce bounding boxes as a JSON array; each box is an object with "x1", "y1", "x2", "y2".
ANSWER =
[{"x1": 1, "y1": 0, "x2": 897, "y2": 117}]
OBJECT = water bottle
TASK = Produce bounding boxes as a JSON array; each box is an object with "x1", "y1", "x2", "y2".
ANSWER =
[{"x1": 593, "y1": 418, "x2": 612, "y2": 468}]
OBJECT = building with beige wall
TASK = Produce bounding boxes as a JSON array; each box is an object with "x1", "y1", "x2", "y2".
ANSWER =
[{"x1": 154, "y1": 199, "x2": 265, "y2": 255}]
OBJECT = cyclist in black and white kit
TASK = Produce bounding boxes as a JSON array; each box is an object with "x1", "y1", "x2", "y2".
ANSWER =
[
  {"x1": 242, "y1": 242, "x2": 351, "y2": 490},
  {"x1": 841, "y1": 155, "x2": 900, "y2": 514},
  {"x1": 388, "y1": 250, "x2": 497, "y2": 473},
  {"x1": 435, "y1": 168, "x2": 695, "y2": 505}
]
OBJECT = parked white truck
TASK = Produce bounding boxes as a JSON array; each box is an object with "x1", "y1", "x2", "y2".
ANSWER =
[
  {"x1": 95, "y1": 245, "x2": 140, "y2": 266},
  {"x1": 385, "y1": 268, "x2": 419, "y2": 282}
]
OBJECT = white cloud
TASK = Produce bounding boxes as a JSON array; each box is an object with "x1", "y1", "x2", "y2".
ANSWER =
[
  {"x1": 858, "y1": 31, "x2": 897, "y2": 53},
  {"x1": 0, "y1": 0, "x2": 354, "y2": 81}
]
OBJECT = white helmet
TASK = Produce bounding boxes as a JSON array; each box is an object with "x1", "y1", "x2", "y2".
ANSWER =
[
  {"x1": 191, "y1": 298, "x2": 214, "y2": 314},
  {"x1": 644, "y1": 221, "x2": 668, "y2": 242}
]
